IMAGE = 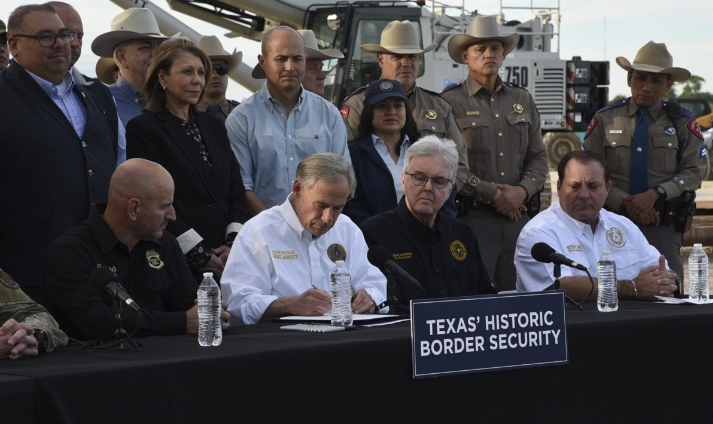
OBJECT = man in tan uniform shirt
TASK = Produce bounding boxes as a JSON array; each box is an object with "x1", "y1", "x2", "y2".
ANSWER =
[
  {"x1": 340, "y1": 21, "x2": 469, "y2": 190},
  {"x1": 584, "y1": 41, "x2": 705, "y2": 282},
  {"x1": 441, "y1": 15, "x2": 547, "y2": 291},
  {"x1": 196, "y1": 35, "x2": 243, "y2": 122}
]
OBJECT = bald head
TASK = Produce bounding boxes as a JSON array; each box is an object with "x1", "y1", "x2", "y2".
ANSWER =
[
  {"x1": 261, "y1": 26, "x2": 304, "y2": 56},
  {"x1": 46, "y1": 2, "x2": 82, "y2": 67},
  {"x1": 259, "y1": 26, "x2": 305, "y2": 98},
  {"x1": 109, "y1": 158, "x2": 173, "y2": 204}
]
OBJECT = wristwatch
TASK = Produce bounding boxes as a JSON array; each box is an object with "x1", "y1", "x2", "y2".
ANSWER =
[
  {"x1": 654, "y1": 186, "x2": 667, "y2": 200},
  {"x1": 467, "y1": 174, "x2": 480, "y2": 188},
  {"x1": 34, "y1": 329, "x2": 48, "y2": 353}
]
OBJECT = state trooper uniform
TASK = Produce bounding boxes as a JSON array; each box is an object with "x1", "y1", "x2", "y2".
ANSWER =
[
  {"x1": 584, "y1": 41, "x2": 705, "y2": 282},
  {"x1": 0, "y1": 268, "x2": 68, "y2": 353},
  {"x1": 198, "y1": 98, "x2": 240, "y2": 122},
  {"x1": 440, "y1": 15, "x2": 548, "y2": 291}
]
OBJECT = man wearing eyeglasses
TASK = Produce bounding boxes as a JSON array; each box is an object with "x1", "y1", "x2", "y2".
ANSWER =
[
  {"x1": 0, "y1": 4, "x2": 116, "y2": 301},
  {"x1": 361, "y1": 136, "x2": 495, "y2": 311},
  {"x1": 195, "y1": 35, "x2": 243, "y2": 123}
]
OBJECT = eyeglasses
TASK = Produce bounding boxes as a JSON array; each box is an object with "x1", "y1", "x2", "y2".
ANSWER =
[
  {"x1": 13, "y1": 31, "x2": 75, "y2": 47},
  {"x1": 213, "y1": 64, "x2": 230, "y2": 76},
  {"x1": 405, "y1": 172, "x2": 452, "y2": 190}
]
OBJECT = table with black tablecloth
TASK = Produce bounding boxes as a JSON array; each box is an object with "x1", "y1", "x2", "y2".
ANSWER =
[{"x1": 1, "y1": 301, "x2": 713, "y2": 423}]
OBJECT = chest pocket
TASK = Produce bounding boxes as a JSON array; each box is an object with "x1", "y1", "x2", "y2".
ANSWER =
[
  {"x1": 456, "y1": 116, "x2": 490, "y2": 153},
  {"x1": 652, "y1": 135, "x2": 679, "y2": 173},
  {"x1": 415, "y1": 114, "x2": 447, "y2": 138},
  {"x1": 602, "y1": 132, "x2": 632, "y2": 173},
  {"x1": 505, "y1": 112, "x2": 532, "y2": 153}
]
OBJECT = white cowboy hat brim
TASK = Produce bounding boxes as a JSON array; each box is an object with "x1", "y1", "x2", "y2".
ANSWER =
[
  {"x1": 615, "y1": 57, "x2": 691, "y2": 82},
  {"x1": 92, "y1": 31, "x2": 168, "y2": 58},
  {"x1": 447, "y1": 33, "x2": 520, "y2": 64},
  {"x1": 360, "y1": 43, "x2": 437, "y2": 55},
  {"x1": 209, "y1": 51, "x2": 243, "y2": 72},
  {"x1": 306, "y1": 46, "x2": 344, "y2": 60}
]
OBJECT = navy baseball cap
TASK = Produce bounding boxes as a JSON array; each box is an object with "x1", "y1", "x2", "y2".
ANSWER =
[{"x1": 364, "y1": 78, "x2": 408, "y2": 105}]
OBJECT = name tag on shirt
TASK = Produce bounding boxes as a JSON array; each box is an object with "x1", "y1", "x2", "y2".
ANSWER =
[{"x1": 609, "y1": 130, "x2": 623, "y2": 134}]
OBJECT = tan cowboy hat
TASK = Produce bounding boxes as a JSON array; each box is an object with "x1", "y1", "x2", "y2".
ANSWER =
[
  {"x1": 447, "y1": 15, "x2": 520, "y2": 64},
  {"x1": 251, "y1": 29, "x2": 343, "y2": 79},
  {"x1": 360, "y1": 20, "x2": 437, "y2": 55},
  {"x1": 616, "y1": 41, "x2": 690, "y2": 82},
  {"x1": 196, "y1": 35, "x2": 243, "y2": 72},
  {"x1": 91, "y1": 8, "x2": 169, "y2": 58},
  {"x1": 95, "y1": 57, "x2": 118, "y2": 85}
]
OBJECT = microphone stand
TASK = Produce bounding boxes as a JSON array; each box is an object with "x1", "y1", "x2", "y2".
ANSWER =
[
  {"x1": 552, "y1": 263, "x2": 584, "y2": 311},
  {"x1": 86, "y1": 298, "x2": 142, "y2": 351}
]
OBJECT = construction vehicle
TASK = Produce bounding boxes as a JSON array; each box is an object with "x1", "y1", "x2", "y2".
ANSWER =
[{"x1": 110, "y1": 0, "x2": 608, "y2": 171}]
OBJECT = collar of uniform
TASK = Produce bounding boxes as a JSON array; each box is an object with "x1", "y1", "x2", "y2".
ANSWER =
[
  {"x1": 281, "y1": 192, "x2": 315, "y2": 240},
  {"x1": 553, "y1": 202, "x2": 601, "y2": 237},
  {"x1": 405, "y1": 84, "x2": 417, "y2": 97},
  {"x1": 465, "y1": 75, "x2": 503, "y2": 97},
  {"x1": 395, "y1": 196, "x2": 441, "y2": 241},
  {"x1": 627, "y1": 97, "x2": 664, "y2": 119},
  {"x1": 25, "y1": 68, "x2": 75, "y2": 98},
  {"x1": 115, "y1": 73, "x2": 141, "y2": 100},
  {"x1": 198, "y1": 97, "x2": 230, "y2": 114},
  {"x1": 89, "y1": 204, "x2": 163, "y2": 255}
]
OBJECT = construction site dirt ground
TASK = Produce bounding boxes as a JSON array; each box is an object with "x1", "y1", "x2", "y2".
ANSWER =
[{"x1": 545, "y1": 171, "x2": 713, "y2": 293}]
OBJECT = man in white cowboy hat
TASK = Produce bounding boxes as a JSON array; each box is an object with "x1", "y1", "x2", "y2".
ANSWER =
[
  {"x1": 0, "y1": 19, "x2": 8, "y2": 70},
  {"x1": 196, "y1": 35, "x2": 243, "y2": 122},
  {"x1": 584, "y1": 41, "x2": 705, "y2": 282},
  {"x1": 91, "y1": 8, "x2": 168, "y2": 128},
  {"x1": 440, "y1": 15, "x2": 548, "y2": 292},
  {"x1": 340, "y1": 21, "x2": 469, "y2": 195},
  {"x1": 252, "y1": 29, "x2": 343, "y2": 98},
  {"x1": 0, "y1": 4, "x2": 116, "y2": 300},
  {"x1": 48, "y1": 1, "x2": 125, "y2": 166},
  {"x1": 226, "y1": 26, "x2": 349, "y2": 216}
]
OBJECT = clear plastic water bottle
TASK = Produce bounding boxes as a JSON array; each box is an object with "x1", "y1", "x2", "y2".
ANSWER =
[
  {"x1": 198, "y1": 272, "x2": 222, "y2": 346},
  {"x1": 597, "y1": 250, "x2": 618, "y2": 312},
  {"x1": 330, "y1": 260, "x2": 353, "y2": 327},
  {"x1": 688, "y1": 243, "x2": 709, "y2": 303}
]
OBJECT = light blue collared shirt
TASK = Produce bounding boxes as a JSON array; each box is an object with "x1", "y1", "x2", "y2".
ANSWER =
[
  {"x1": 27, "y1": 70, "x2": 87, "y2": 137},
  {"x1": 109, "y1": 73, "x2": 142, "y2": 128},
  {"x1": 371, "y1": 133, "x2": 410, "y2": 204},
  {"x1": 226, "y1": 83, "x2": 350, "y2": 209}
]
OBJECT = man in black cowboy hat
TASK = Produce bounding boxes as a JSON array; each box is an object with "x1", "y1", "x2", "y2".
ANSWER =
[
  {"x1": 441, "y1": 15, "x2": 548, "y2": 292},
  {"x1": 584, "y1": 41, "x2": 705, "y2": 282}
]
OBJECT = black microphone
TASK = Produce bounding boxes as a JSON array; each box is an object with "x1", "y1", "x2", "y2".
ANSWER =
[
  {"x1": 368, "y1": 246, "x2": 426, "y2": 293},
  {"x1": 90, "y1": 267, "x2": 141, "y2": 312},
  {"x1": 531, "y1": 242, "x2": 588, "y2": 271}
]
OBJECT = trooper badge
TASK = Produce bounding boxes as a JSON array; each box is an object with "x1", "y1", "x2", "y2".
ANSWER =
[{"x1": 146, "y1": 249, "x2": 165, "y2": 270}]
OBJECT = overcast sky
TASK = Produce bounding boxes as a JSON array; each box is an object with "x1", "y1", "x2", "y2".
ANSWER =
[{"x1": 3, "y1": 0, "x2": 710, "y2": 103}]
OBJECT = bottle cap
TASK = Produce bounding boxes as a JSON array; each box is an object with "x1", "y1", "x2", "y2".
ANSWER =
[
  {"x1": 694, "y1": 243, "x2": 702, "y2": 248},
  {"x1": 203, "y1": 272, "x2": 213, "y2": 278},
  {"x1": 335, "y1": 260, "x2": 345, "y2": 265},
  {"x1": 602, "y1": 250, "x2": 610, "y2": 255}
]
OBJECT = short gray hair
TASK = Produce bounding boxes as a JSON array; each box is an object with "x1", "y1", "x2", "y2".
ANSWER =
[
  {"x1": 403, "y1": 135, "x2": 458, "y2": 182},
  {"x1": 296, "y1": 153, "x2": 356, "y2": 192}
]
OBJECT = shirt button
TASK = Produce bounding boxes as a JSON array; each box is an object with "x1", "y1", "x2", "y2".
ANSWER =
[
  {"x1": 612, "y1": 142, "x2": 617, "y2": 146},
  {"x1": 499, "y1": 152, "x2": 504, "y2": 157},
  {"x1": 498, "y1": 133, "x2": 502, "y2": 137},
  {"x1": 491, "y1": 98, "x2": 494, "y2": 102},
  {"x1": 495, "y1": 113, "x2": 499, "y2": 118},
  {"x1": 637, "y1": 147, "x2": 643, "y2": 152},
  {"x1": 81, "y1": 141, "x2": 87, "y2": 147},
  {"x1": 667, "y1": 143, "x2": 672, "y2": 147},
  {"x1": 88, "y1": 169, "x2": 94, "y2": 176},
  {"x1": 431, "y1": 126, "x2": 435, "y2": 130},
  {"x1": 471, "y1": 122, "x2": 476, "y2": 126},
  {"x1": 500, "y1": 172, "x2": 505, "y2": 176},
  {"x1": 281, "y1": 113, "x2": 285, "y2": 117},
  {"x1": 289, "y1": 157, "x2": 294, "y2": 161}
]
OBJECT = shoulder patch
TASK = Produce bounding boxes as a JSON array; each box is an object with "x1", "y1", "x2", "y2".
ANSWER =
[
  {"x1": 440, "y1": 82, "x2": 463, "y2": 94},
  {"x1": 584, "y1": 115, "x2": 598, "y2": 140},
  {"x1": 688, "y1": 116, "x2": 704, "y2": 140},
  {"x1": 342, "y1": 85, "x2": 367, "y2": 102},
  {"x1": 228, "y1": 99, "x2": 240, "y2": 106},
  {"x1": 340, "y1": 104, "x2": 350, "y2": 119}
]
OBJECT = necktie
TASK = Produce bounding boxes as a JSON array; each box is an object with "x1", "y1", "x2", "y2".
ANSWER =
[
  {"x1": 629, "y1": 107, "x2": 649, "y2": 194},
  {"x1": 206, "y1": 105, "x2": 221, "y2": 116}
]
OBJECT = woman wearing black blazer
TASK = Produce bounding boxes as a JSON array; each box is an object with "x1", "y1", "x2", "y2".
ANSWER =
[{"x1": 126, "y1": 38, "x2": 248, "y2": 276}]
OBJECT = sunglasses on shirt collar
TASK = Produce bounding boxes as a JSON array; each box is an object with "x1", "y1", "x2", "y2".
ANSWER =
[{"x1": 213, "y1": 64, "x2": 230, "y2": 76}]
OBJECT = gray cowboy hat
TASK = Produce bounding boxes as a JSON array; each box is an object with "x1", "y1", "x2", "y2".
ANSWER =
[
  {"x1": 196, "y1": 35, "x2": 243, "y2": 71},
  {"x1": 360, "y1": 20, "x2": 437, "y2": 55},
  {"x1": 616, "y1": 41, "x2": 691, "y2": 82},
  {"x1": 91, "y1": 8, "x2": 169, "y2": 58},
  {"x1": 447, "y1": 15, "x2": 520, "y2": 64},
  {"x1": 252, "y1": 29, "x2": 343, "y2": 79}
]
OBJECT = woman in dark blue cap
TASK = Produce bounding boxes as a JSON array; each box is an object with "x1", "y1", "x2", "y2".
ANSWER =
[{"x1": 343, "y1": 78, "x2": 418, "y2": 225}]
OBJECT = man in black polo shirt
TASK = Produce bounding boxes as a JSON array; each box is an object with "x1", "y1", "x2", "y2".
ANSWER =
[
  {"x1": 361, "y1": 136, "x2": 495, "y2": 312},
  {"x1": 42, "y1": 159, "x2": 229, "y2": 340}
]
